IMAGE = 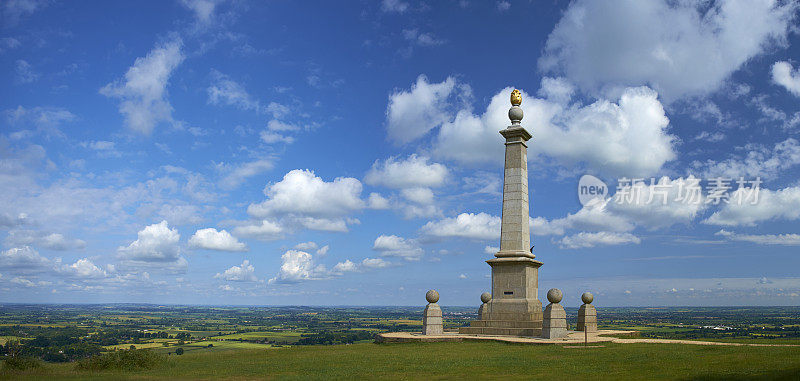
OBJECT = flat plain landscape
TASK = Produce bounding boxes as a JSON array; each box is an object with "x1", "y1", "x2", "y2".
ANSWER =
[{"x1": 1, "y1": 304, "x2": 799, "y2": 379}]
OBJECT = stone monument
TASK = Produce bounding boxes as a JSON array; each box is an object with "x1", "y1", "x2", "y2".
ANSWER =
[
  {"x1": 422, "y1": 289, "x2": 443, "y2": 335},
  {"x1": 478, "y1": 292, "x2": 491, "y2": 320},
  {"x1": 576, "y1": 292, "x2": 597, "y2": 332},
  {"x1": 460, "y1": 89, "x2": 544, "y2": 337},
  {"x1": 541, "y1": 288, "x2": 567, "y2": 339}
]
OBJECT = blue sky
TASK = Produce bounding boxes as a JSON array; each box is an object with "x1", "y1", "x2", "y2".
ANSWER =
[{"x1": 2, "y1": 0, "x2": 800, "y2": 307}]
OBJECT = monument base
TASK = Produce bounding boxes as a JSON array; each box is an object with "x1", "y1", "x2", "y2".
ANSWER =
[
  {"x1": 459, "y1": 256, "x2": 544, "y2": 337},
  {"x1": 458, "y1": 319, "x2": 542, "y2": 337}
]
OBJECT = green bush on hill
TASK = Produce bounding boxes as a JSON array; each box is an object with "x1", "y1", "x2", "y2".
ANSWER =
[
  {"x1": 74, "y1": 349, "x2": 163, "y2": 371},
  {"x1": 2, "y1": 355, "x2": 42, "y2": 371}
]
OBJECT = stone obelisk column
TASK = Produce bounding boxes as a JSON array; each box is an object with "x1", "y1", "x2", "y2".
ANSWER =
[
  {"x1": 459, "y1": 89, "x2": 544, "y2": 336},
  {"x1": 485, "y1": 89, "x2": 544, "y2": 325},
  {"x1": 498, "y1": 89, "x2": 532, "y2": 258}
]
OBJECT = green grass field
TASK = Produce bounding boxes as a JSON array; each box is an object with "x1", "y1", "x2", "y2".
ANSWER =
[{"x1": 2, "y1": 341, "x2": 800, "y2": 380}]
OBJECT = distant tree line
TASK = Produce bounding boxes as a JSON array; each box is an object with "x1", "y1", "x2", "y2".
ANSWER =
[
  {"x1": 0, "y1": 326, "x2": 195, "y2": 362},
  {"x1": 296, "y1": 330, "x2": 374, "y2": 345},
  {"x1": 0, "y1": 339, "x2": 101, "y2": 363}
]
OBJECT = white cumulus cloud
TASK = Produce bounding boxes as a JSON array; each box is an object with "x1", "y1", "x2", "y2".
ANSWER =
[
  {"x1": 772, "y1": 61, "x2": 800, "y2": 97},
  {"x1": 246, "y1": 170, "x2": 364, "y2": 233},
  {"x1": 294, "y1": 241, "x2": 318, "y2": 251},
  {"x1": 704, "y1": 185, "x2": 800, "y2": 226},
  {"x1": 215, "y1": 260, "x2": 258, "y2": 282},
  {"x1": 434, "y1": 86, "x2": 675, "y2": 177},
  {"x1": 248, "y1": 169, "x2": 364, "y2": 217},
  {"x1": 332, "y1": 260, "x2": 358, "y2": 274},
  {"x1": 692, "y1": 138, "x2": 800, "y2": 180},
  {"x1": 217, "y1": 159, "x2": 274, "y2": 190},
  {"x1": 100, "y1": 38, "x2": 184, "y2": 134},
  {"x1": 372, "y1": 235, "x2": 423, "y2": 261},
  {"x1": 232, "y1": 220, "x2": 284, "y2": 241},
  {"x1": 386, "y1": 75, "x2": 467, "y2": 144},
  {"x1": 117, "y1": 220, "x2": 182, "y2": 262},
  {"x1": 0, "y1": 246, "x2": 50, "y2": 273},
  {"x1": 365, "y1": 154, "x2": 448, "y2": 189},
  {"x1": 367, "y1": 193, "x2": 391, "y2": 209},
  {"x1": 716, "y1": 230, "x2": 800, "y2": 246},
  {"x1": 5, "y1": 230, "x2": 86, "y2": 251},
  {"x1": 189, "y1": 228, "x2": 247, "y2": 252},
  {"x1": 361, "y1": 257, "x2": 391, "y2": 269},
  {"x1": 269, "y1": 250, "x2": 327, "y2": 283},
  {"x1": 60, "y1": 258, "x2": 107, "y2": 279},
  {"x1": 539, "y1": 0, "x2": 798, "y2": 101},
  {"x1": 420, "y1": 212, "x2": 500, "y2": 241},
  {"x1": 557, "y1": 231, "x2": 641, "y2": 249}
]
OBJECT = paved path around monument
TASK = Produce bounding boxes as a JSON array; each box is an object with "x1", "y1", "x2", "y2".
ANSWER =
[{"x1": 377, "y1": 330, "x2": 800, "y2": 347}]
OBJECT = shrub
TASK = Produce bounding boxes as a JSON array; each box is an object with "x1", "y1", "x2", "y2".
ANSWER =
[
  {"x1": 175, "y1": 348, "x2": 184, "y2": 355},
  {"x1": 75, "y1": 349, "x2": 163, "y2": 371},
  {"x1": 2, "y1": 356, "x2": 42, "y2": 371}
]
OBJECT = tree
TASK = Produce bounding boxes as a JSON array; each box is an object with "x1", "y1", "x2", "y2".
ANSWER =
[
  {"x1": 5, "y1": 340, "x2": 21, "y2": 357},
  {"x1": 129, "y1": 345, "x2": 136, "y2": 350},
  {"x1": 175, "y1": 348, "x2": 184, "y2": 355}
]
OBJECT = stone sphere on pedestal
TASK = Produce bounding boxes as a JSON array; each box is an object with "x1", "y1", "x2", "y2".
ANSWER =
[
  {"x1": 581, "y1": 292, "x2": 594, "y2": 304},
  {"x1": 426, "y1": 289, "x2": 439, "y2": 303},
  {"x1": 508, "y1": 106, "x2": 523, "y2": 124},
  {"x1": 546, "y1": 288, "x2": 562, "y2": 304},
  {"x1": 480, "y1": 292, "x2": 492, "y2": 304}
]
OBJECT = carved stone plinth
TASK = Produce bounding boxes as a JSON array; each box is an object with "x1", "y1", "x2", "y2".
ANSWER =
[
  {"x1": 422, "y1": 290, "x2": 443, "y2": 335},
  {"x1": 541, "y1": 302, "x2": 567, "y2": 339},
  {"x1": 577, "y1": 292, "x2": 597, "y2": 332}
]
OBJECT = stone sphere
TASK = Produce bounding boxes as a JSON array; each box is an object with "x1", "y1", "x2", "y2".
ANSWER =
[
  {"x1": 546, "y1": 288, "x2": 563, "y2": 304},
  {"x1": 508, "y1": 106, "x2": 523, "y2": 123},
  {"x1": 581, "y1": 292, "x2": 594, "y2": 304},
  {"x1": 480, "y1": 292, "x2": 492, "y2": 304},
  {"x1": 426, "y1": 289, "x2": 439, "y2": 304}
]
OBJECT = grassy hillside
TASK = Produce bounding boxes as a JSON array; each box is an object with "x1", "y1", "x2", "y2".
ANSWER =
[{"x1": 2, "y1": 341, "x2": 800, "y2": 380}]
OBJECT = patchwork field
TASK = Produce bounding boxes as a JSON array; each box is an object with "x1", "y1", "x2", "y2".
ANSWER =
[
  {"x1": 213, "y1": 330, "x2": 303, "y2": 342},
  {"x1": 1, "y1": 305, "x2": 799, "y2": 379}
]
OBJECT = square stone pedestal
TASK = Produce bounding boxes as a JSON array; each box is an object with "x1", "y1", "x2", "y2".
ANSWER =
[
  {"x1": 423, "y1": 303, "x2": 443, "y2": 335},
  {"x1": 577, "y1": 304, "x2": 597, "y2": 332},
  {"x1": 541, "y1": 302, "x2": 567, "y2": 339},
  {"x1": 459, "y1": 256, "x2": 543, "y2": 336}
]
